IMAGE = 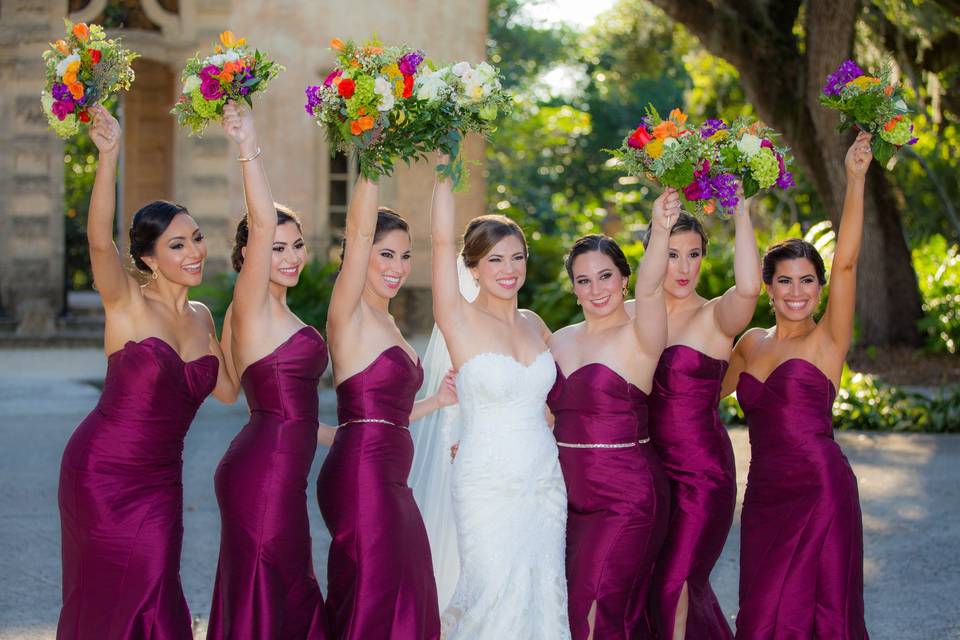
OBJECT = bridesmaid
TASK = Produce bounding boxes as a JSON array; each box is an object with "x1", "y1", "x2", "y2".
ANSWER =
[
  {"x1": 316, "y1": 177, "x2": 451, "y2": 639},
  {"x1": 723, "y1": 133, "x2": 873, "y2": 638},
  {"x1": 546, "y1": 189, "x2": 680, "y2": 640},
  {"x1": 58, "y1": 106, "x2": 235, "y2": 639},
  {"x1": 645, "y1": 194, "x2": 760, "y2": 639},
  {"x1": 206, "y1": 104, "x2": 328, "y2": 638}
]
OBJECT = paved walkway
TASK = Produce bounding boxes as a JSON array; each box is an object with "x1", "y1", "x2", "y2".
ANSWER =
[{"x1": 0, "y1": 348, "x2": 958, "y2": 639}]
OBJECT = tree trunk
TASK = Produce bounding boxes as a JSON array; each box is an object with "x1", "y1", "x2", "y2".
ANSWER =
[{"x1": 647, "y1": 0, "x2": 924, "y2": 345}]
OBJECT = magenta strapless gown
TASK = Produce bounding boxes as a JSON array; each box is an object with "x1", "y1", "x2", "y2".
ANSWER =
[
  {"x1": 647, "y1": 345, "x2": 736, "y2": 638},
  {"x1": 58, "y1": 337, "x2": 218, "y2": 639},
  {"x1": 547, "y1": 363, "x2": 670, "y2": 640},
  {"x1": 735, "y1": 359, "x2": 868, "y2": 639},
  {"x1": 316, "y1": 346, "x2": 440, "y2": 640},
  {"x1": 207, "y1": 326, "x2": 329, "y2": 639}
]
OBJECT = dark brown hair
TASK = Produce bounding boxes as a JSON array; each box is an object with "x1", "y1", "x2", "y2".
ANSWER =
[
  {"x1": 762, "y1": 238, "x2": 827, "y2": 285},
  {"x1": 642, "y1": 212, "x2": 709, "y2": 255},
  {"x1": 129, "y1": 200, "x2": 190, "y2": 272},
  {"x1": 565, "y1": 234, "x2": 631, "y2": 281},
  {"x1": 461, "y1": 214, "x2": 527, "y2": 268},
  {"x1": 338, "y1": 207, "x2": 411, "y2": 266},
  {"x1": 231, "y1": 204, "x2": 303, "y2": 272}
]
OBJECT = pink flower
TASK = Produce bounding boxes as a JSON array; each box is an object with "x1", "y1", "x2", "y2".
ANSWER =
[
  {"x1": 52, "y1": 99, "x2": 75, "y2": 120},
  {"x1": 199, "y1": 65, "x2": 220, "y2": 81},
  {"x1": 323, "y1": 69, "x2": 342, "y2": 87},
  {"x1": 200, "y1": 76, "x2": 224, "y2": 100}
]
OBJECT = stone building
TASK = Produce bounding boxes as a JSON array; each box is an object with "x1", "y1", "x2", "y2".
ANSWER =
[{"x1": 0, "y1": 0, "x2": 488, "y2": 338}]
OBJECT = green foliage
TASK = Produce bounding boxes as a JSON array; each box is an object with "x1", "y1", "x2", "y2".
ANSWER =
[
  {"x1": 191, "y1": 260, "x2": 339, "y2": 335},
  {"x1": 912, "y1": 234, "x2": 960, "y2": 354},
  {"x1": 834, "y1": 366, "x2": 960, "y2": 433}
]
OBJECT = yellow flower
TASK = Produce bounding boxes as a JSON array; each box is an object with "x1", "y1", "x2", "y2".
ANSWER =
[
  {"x1": 394, "y1": 79, "x2": 405, "y2": 97},
  {"x1": 846, "y1": 76, "x2": 880, "y2": 91},
  {"x1": 66, "y1": 60, "x2": 81, "y2": 75},
  {"x1": 219, "y1": 31, "x2": 246, "y2": 49},
  {"x1": 646, "y1": 138, "x2": 665, "y2": 159},
  {"x1": 382, "y1": 63, "x2": 402, "y2": 80},
  {"x1": 710, "y1": 129, "x2": 729, "y2": 141}
]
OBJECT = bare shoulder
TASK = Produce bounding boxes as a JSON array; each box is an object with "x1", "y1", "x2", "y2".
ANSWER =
[
  {"x1": 189, "y1": 300, "x2": 216, "y2": 330},
  {"x1": 548, "y1": 322, "x2": 582, "y2": 348},
  {"x1": 623, "y1": 298, "x2": 636, "y2": 318},
  {"x1": 734, "y1": 326, "x2": 768, "y2": 357},
  {"x1": 519, "y1": 308, "x2": 550, "y2": 335}
]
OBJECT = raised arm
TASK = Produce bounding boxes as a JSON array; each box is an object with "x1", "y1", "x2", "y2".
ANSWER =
[
  {"x1": 633, "y1": 188, "x2": 680, "y2": 357},
  {"x1": 430, "y1": 167, "x2": 466, "y2": 333},
  {"x1": 326, "y1": 177, "x2": 379, "y2": 331},
  {"x1": 821, "y1": 132, "x2": 871, "y2": 354},
  {"x1": 223, "y1": 102, "x2": 276, "y2": 321},
  {"x1": 86, "y1": 105, "x2": 135, "y2": 309},
  {"x1": 713, "y1": 192, "x2": 761, "y2": 337}
]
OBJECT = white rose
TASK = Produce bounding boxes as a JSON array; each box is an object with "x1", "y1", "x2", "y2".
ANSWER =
[
  {"x1": 224, "y1": 51, "x2": 240, "y2": 63},
  {"x1": 663, "y1": 137, "x2": 679, "y2": 147},
  {"x1": 374, "y1": 77, "x2": 395, "y2": 112},
  {"x1": 415, "y1": 72, "x2": 448, "y2": 102},
  {"x1": 737, "y1": 133, "x2": 762, "y2": 158},
  {"x1": 56, "y1": 53, "x2": 80, "y2": 77},
  {"x1": 182, "y1": 75, "x2": 201, "y2": 94},
  {"x1": 207, "y1": 53, "x2": 226, "y2": 67},
  {"x1": 451, "y1": 61, "x2": 472, "y2": 77},
  {"x1": 475, "y1": 61, "x2": 496, "y2": 83}
]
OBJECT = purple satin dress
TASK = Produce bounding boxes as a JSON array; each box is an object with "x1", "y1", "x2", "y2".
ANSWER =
[
  {"x1": 208, "y1": 326, "x2": 329, "y2": 639},
  {"x1": 736, "y1": 359, "x2": 868, "y2": 639},
  {"x1": 547, "y1": 363, "x2": 670, "y2": 640},
  {"x1": 316, "y1": 346, "x2": 440, "y2": 640},
  {"x1": 647, "y1": 345, "x2": 736, "y2": 638},
  {"x1": 58, "y1": 337, "x2": 218, "y2": 639}
]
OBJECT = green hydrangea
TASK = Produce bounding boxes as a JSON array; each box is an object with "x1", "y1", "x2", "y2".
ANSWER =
[
  {"x1": 749, "y1": 147, "x2": 779, "y2": 188},
  {"x1": 41, "y1": 92, "x2": 80, "y2": 138},
  {"x1": 879, "y1": 118, "x2": 913, "y2": 146},
  {"x1": 191, "y1": 89, "x2": 223, "y2": 119}
]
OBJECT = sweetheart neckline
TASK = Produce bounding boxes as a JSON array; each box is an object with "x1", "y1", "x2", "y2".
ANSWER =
[
  {"x1": 739, "y1": 358, "x2": 837, "y2": 397},
  {"x1": 112, "y1": 336, "x2": 219, "y2": 366},
  {"x1": 661, "y1": 343, "x2": 729, "y2": 367},
  {"x1": 335, "y1": 344, "x2": 422, "y2": 390},
  {"x1": 239, "y1": 325, "x2": 323, "y2": 381},
  {"x1": 458, "y1": 349, "x2": 552, "y2": 372},
  {"x1": 554, "y1": 361, "x2": 646, "y2": 396}
]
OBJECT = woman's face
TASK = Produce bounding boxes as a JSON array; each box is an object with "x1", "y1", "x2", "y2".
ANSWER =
[
  {"x1": 366, "y1": 229, "x2": 412, "y2": 299},
  {"x1": 571, "y1": 250, "x2": 629, "y2": 319},
  {"x1": 269, "y1": 221, "x2": 306, "y2": 287},
  {"x1": 663, "y1": 230, "x2": 704, "y2": 300},
  {"x1": 141, "y1": 213, "x2": 207, "y2": 287},
  {"x1": 766, "y1": 257, "x2": 823, "y2": 322},
  {"x1": 470, "y1": 234, "x2": 527, "y2": 300}
]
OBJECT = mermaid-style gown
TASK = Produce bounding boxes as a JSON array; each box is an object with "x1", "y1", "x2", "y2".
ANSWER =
[
  {"x1": 208, "y1": 326, "x2": 328, "y2": 639},
  {"x1": 547, "y1": 362, "x2": 670, "y2": 640},
  {"x1": 316, "y1": 346, "x2": 440, "y2": 640},
  {"x1": 736, "y1": 359, "x2": 868, "y2": 639},
  {"x1": 58, "y1": 337, "x2": 218, "y2": 639},
  {"x1": 647, "y1": 345, "x2": 736, "y2": 638}
]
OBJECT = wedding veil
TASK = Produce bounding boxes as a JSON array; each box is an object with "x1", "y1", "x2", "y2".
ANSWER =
[{"x1": 408, "y1": 255, "x2": 478, "y2": 610}]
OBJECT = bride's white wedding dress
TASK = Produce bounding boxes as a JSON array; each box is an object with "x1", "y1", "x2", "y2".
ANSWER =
[{"x1": 440, "y1": 350, "x2": 571, "y2": 639}]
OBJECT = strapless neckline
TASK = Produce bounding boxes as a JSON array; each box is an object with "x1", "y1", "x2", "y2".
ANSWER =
[
  {"x1": 239, "y1": 326, "x2": 321, "y2": 381},
  {"x1": 336, "y1": 345, "x2": 421, "y2": 390},
  {"x1": 739, "y1": 358, "x2": 837, "y2": 398},
  {"x1": 555, "y1": 361, "x2": 646, "y2": 397},
  {"x1": 661, "y1": 343, "x2": 727, "y2": 365},
  {"x1": 111, "y1": 336, "x2": 219, "y2": 366},
  {"x1": 459, "y1": 349, "x2": 552, "y2": 373}
]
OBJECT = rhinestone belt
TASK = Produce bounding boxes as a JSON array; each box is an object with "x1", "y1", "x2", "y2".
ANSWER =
[
  {"x1": 338, "y1": 418, "x2": 409, "y2": 429},
  {"x1": 556, "y1": 437, "x2": 651, "y2": 449}
]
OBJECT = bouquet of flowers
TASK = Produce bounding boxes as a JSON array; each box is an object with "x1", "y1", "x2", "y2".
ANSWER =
[
  {"x1": 711, "y1": 117, "x2": 795, "y2": 206},
  {"x1": 171, "y1": 31, "x2": 283, "y2": 136},
  {"x1": 41, "y1": 20, "x2": 137, "y2": 139},
  {"x1": 305, "y1": 37, "x2": 432, "y2": 180},
  {"x1": 609, "y1": 106, "x2": 726, "y2": 215},
  {"x1": 410, "y1": 61, "x2": 511, "y2": 188},
  {"x1": 819, "y1": 59, "x2": 917, "y2": 166}
]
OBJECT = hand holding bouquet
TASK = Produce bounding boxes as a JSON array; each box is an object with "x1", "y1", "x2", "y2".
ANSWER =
[
  {"x1": 305, "y1": 37, "x2": 431, "y2": 180},
  {"x1": 819, "y1": 60, "x2": 916, "y2": 166},
  {"x1": 41, "y1": 20, "x2": 137, "y2": 139},
  {"x1": 172, "y1": 31, "x2": 283, "y2": 136}
]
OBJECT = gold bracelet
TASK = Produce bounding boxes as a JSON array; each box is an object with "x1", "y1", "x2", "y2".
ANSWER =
[{"x1": 237, "y1": 147, "x2": 262, "y2": 162}]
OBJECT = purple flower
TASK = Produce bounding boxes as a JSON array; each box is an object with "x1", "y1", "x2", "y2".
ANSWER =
[
  {"x1": 700, "y1": 118, "x2": 728, "y2": 138},
  {"x1": 323, "y1": 69, "x2": 342, "y2": 87},
  {"x1": 775, "y1": 152, "x2": 795, "y2": 189},
  {"x1": 822, "y1": 59, "x2": 864, "y2": 96},
  {"x1": 51, "y1": 82, "x2": 70, "y2": 101},
  {"x1": 200, "y1": 76, "x2": 224, "y2": 100},
  {"x1": 239, "y1": 86, "x2": 250, "y2": 96},
  {"x1": 305, "y1": 85, "x2": 323, "y2": 115},
  {"x1": 52, "y1": 99, "x2": 75, "y2": 120},
  {"x1": 711, "y1": 173, "x2": 739, "y2": 208},
  {"x1": 398, "y1": 51, "x2": 424, "y2": 76},
  {"x1": 761, "y1": 139, "x2": 774, "y2": 150}
]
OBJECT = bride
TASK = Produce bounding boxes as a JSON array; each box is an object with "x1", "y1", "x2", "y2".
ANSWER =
[{"x1": 417, "y1": 163, "x2": 570, "y2": 639}]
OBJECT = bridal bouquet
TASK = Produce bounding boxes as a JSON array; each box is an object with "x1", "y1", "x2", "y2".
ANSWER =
[
  {"x1": 171, "y1": 31, "x2": 283, "y2": 135},
  {"x1": 610, "y1": 106, "x2": 725, "y2": 215},
  {"x1": 41, "y1": 20, "x2": 137, "y2": 138},
  {"x1": 410, "y1": 61, "x2": 511, "y2": 188},
  {"x1": 819, "y1": 60, "x2": 917, "y2": 166},
  {"x1": 305, "y1": 37, "x2": 432, "y2": 180},
  {"x1": 711, "y1": 117, "x2": 795, "y2": 207}
]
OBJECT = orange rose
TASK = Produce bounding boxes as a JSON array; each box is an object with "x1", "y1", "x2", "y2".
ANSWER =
[
  {"x1": 703, "y1": 200, "x2": 716, "y2": 215},
  {"x1": 652, "y1": 121, "x2": 678, "y2": 140},
  {"x1": 884, "y1": 85, "x2": 894, "y2": 96},
  {"x1": 350, "y1": 120, "x2": 363, "y2": 136},
  {"x1": 53, "y1": 39, "x2": 69, "y2": 54},
  {"x1": 884, "y1": 115, "x2": 903, "y2": 132},
  {"x1": 330, "y1": 38, "x2": 346, "y2": 51},
  {"x1": 72, "y1": 23, "x2": 89, "y2": 42},
  {"x1": 68, "y1": 82, "x2": 85, "y2": 99},
  {"x1": 669, "y1": 108, "x2": 688, "y2": 126},
  {"x1": 358, "y1": 115, "x2": 375, "y2": 132}
]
